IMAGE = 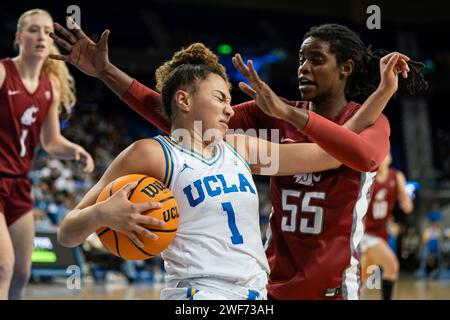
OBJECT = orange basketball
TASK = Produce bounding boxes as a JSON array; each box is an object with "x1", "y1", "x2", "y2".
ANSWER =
[{"x1": 95, "y1": 174, "x2": 179, "y2": 260}]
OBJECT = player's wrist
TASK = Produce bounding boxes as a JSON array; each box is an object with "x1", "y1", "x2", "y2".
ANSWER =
[
  {"x1": 92, "y1": 201, "x2": 108, "y2": 227},
  {"x1": 284, "y1": 107, "x2": 309, "y2": 130},
  {"x1": 275, "y1": 104, "x2": 293, "y2": 121},
  {"x1": 98, "y1": 62, "x2": 115, "y2": 80},
  {"x1": 376, "y1": 82, "x2": 397, "y2": 98}
]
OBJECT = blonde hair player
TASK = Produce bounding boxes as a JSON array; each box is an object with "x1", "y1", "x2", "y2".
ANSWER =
[
  {"x1": 57, "y1": 41, "x2": 408, "y2": 300},
  {"x1": 0, "y1": 9, "x2": 94, "y2": 300}
]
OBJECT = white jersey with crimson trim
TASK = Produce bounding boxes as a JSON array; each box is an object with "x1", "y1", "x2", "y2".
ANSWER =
[{"x1": 152, "y1": 135, "x2": 269, "y2": 292}]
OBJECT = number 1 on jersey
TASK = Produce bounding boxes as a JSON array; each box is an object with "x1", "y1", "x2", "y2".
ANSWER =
[
  {"x1": 221, "y1": 202, "x2": 244, "y2": 245},
  {"x1": 19, "y1": 129, "x2": 29, "y2": 158}
]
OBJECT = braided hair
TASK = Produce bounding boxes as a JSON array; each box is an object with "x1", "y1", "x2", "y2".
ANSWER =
[{"x1": 304, "y1": 24, "x2": 428, "y2": 101}]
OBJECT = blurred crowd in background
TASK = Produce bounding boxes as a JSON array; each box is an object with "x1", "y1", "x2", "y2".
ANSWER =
[
  {"x1": 27, "y1": 102, "x2": 450, "y2": 283},
  {"x1": 1, "y1": 0, "x2": 450, "y2": 283}
]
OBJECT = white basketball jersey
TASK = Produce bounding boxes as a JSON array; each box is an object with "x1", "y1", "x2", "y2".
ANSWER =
[{"x1": 153, "y1": 135, "x2": 269, "y2": 288}]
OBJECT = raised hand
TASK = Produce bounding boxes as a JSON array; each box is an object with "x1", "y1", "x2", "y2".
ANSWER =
[
  {"x1": 49, "y1": 17, "x2": 110, "y2": 77},
  {"x1": 97, "y1": 182, "x2": 165, "y2": 247},
  {"x1": 379, "y1": 51, "x2": 410, "y2": 95},
  {"x1": 232, "y1": 53, "x2": 292, "y2": 120},
  {"x1": 342, "y1": 52, "x2": 412, "y2": 133}
]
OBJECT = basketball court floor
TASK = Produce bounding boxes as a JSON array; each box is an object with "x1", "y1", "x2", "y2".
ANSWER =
[{"x1": 24, "y1": 273, "x2": 450, "y2": 300}]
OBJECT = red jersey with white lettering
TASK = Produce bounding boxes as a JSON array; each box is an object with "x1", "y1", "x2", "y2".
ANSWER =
[
  {"x1": 364, "y1": 168, "x2": 398, "y2": 241},
  {"x1": 120, "y1": 80, "x2": 391, "y2": 300},
  {"x1": 232, "y1": 101, "x2": 379, "y2": 300},
  {"x1": 0, "y1": 58, "x2": 53, "y2": 175}
]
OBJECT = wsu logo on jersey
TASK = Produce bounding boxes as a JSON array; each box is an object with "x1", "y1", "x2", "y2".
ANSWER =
[
  {"x1": 20, "y1": 106, "x2": 39, "y2": 126},
  {"x1": 293, "y1": 173, "x2": 321, "y2": 186}
]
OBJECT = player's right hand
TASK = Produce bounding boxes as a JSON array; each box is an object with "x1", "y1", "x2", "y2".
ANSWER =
[
  {"x1": 232, "y1": 53, "x2": 293, "y2": 121},
  {"x1": 97, "y1": 182, "x2": 165, "y2": 247},
  {"x1": 49, "y1": 17, "x2": 111, "y2": 78}
]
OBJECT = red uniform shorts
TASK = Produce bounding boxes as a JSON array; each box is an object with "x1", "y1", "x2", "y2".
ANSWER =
[{"x1": 0, "y1": 175, "x2": 33, "y2": 226}]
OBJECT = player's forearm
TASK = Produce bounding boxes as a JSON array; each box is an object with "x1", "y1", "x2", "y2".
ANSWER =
[
  {"x1": 399, "y1": 197, "x2": 414, "y2": 214},
  {"x1": 43, "y1": 136, "x2": 80, "y2": 160},
  {"x1": 119, "y1": 79, "x2": 171, "y2": 133},
  {"x1": 300, "y1": 112, "x2": 390, "y2": 172},
  {"x1": 98, "y1": 64, "x2": 171, "y2": 132},
  {"x1": 274, "y1": 144, "x2": 341, "y2": 176},
  {"x1": 343, "y1": 86, "x2": 393, "y2": 133},
  {"x1": 58, "y1": 204, "x2": 104, "y2": 248},
  {"x1": 98, "y1": 63, "x2": 134, "y2": 97},
  {"x1": 281, "y1": 106, "x2": 309, "y2": 130}
]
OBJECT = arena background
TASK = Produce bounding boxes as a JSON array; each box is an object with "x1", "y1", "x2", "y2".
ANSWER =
[{"x1": 1, "y1": 0, "x2": 450, "y2": 299}]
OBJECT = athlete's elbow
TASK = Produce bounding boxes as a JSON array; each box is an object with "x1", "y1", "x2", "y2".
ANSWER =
[
  {"x1": 41, "y1": 136, "x2": 64, "y2": 156},
  {"x1": 353, "y1": 146, "x2": 386, "y2": 172},
  {"x1": 362, "y1": 158, "x2": 378, "y2": 172},
  {"x1": 351, "y1": 155, "x2": 379, "y2": 172}
]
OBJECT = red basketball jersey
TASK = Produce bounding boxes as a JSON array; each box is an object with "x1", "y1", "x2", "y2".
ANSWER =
[
  {"x1": 232, "y1": 100, "x2": 380, "y2": 300},
  {"x1": 120, "y1": 80, "x2": 391, "y2": 300},
  {"x1": 365, "y1": 168, "x2": 398, "y2": 241},
  {"x1": 0, "y1": 58, "x2": 53, "y2": 175}
]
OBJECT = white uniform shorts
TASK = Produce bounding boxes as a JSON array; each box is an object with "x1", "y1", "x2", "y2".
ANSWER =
[
  {"x1": 160, "y1": 276, "x2": 267, "y2": 300},
  {"x1": 360, "y1": 234, "x2": 383, "y2": 253}
]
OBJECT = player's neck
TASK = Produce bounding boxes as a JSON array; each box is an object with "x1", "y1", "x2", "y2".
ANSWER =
[
  {"x1": 376, "y1": 166, "x2": 389, "y2": 182},
  {"x1": 308, "y1": 95, "x2": 348, "y2": 120},
  {"x1": 170, "y1": 124, "x2": 218, "y2": 158},
  {"x1": 12, "y1": 55, "x2": 44, "y2": 81}
]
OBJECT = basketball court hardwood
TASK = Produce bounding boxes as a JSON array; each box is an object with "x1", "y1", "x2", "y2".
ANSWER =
[{"x1": 24, "y1": 274, "x2": 450, "y2": 300}]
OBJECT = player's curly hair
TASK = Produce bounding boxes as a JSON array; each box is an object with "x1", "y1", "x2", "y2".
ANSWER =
[
  {"x1": 304, "y1": 24, "x2": 428, "y2": 102},
  {"x1": 155, "y1": 43, "x2": 230, "y2": 120}
]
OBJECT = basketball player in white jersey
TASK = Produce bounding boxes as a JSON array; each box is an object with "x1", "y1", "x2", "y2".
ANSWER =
[{"x1": 57, "y1": 43, "x2": 407, "y2": 299}]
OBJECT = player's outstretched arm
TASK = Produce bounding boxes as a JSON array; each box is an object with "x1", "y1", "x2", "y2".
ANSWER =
[
  {"x1": 342, "y1": 52, "x2": 410, "y2": 132},
  {"x1": 58, "y1": 140, "x2": 166, "y2": 248},
  {"x1": 49, "y1": 17, "x2": 132, "y2": 95},
  {"x1": 227, "y1": 134, "x2": 341, "y2": 176},
  {"x1": 232, "y1": 53, "x2": 408, "y2": 172},
  {"x1": 49, "y1": 17, "x2": 171, "y2": 132},
  {"x1": 232, "y1": 52, "x2": 408, "y2": 132}
]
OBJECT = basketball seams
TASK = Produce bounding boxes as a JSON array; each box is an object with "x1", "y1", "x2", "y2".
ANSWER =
[
  {"x1": 113, "y1": 230, "x2": 121, "y2": 257},
  {"x1": 97, "y1": 227, "x2": 111, "y2": 237},
  {"x1": 96, "y1": 174, "x2": 179, "y2": 261},
  {"x1": 128, "y1": 175, "x2": 149, "y2": 200},
  {"x1": 142, "y1": 225, "x2": 178, "y2": 233},
  {"x1": 159, "y1": 196, "x2": 175, "y2": 203},
  {"x1": 109, "y1": 181, "x2": 114, "y2": 196},
  {"x1": 127, "y1": 237, "x2": 156, "y2": 257}
]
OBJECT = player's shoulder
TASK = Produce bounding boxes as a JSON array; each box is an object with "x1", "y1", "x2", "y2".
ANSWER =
[
  {"x1": 123, "y1": 138, "x2": 166, "y2": 172},
  {"x1": 130, "y1": 138, "x2": 164, "y2": 155},
  {"x1": 393, "y1": 168, "x2": 407, "y2": 182},
  {"x1": 339, "y1": 101, "x2": 360, "y2": 119},
  {"x1": 390, "y1": 167, "x2": 399, "y2": 175},
  {"x1": 119, "y1": 138, "x2": 164, "y2": 166},
  {"x1": 225, "y1": 133, "x2": 250, "y2": 161}
]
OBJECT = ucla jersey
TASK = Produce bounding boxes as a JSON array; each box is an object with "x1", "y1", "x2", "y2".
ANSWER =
[{"x1": 153, "y1": 135, "x2": 269, "y2": 290}]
